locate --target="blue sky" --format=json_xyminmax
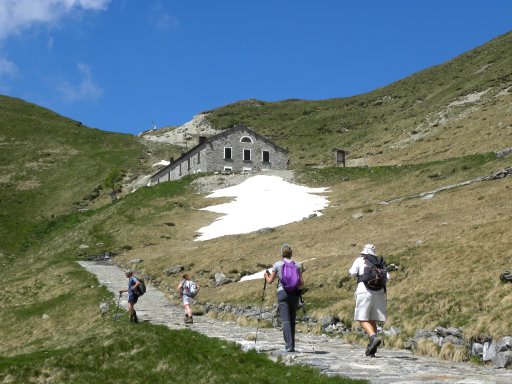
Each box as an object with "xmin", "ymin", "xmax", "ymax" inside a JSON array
[{"xmin": 1, "ymin": 1, "xmax": 511, "ymax": 136}]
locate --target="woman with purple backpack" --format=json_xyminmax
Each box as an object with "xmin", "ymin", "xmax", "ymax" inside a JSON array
[{"xmin": 264, "ymin": 243, "xmax": 304, "ymax": 353}]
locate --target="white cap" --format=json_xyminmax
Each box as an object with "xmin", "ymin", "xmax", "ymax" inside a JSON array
[{"xmin": 361, "ymin": 244, "xmax": 376, "ymax": 256}]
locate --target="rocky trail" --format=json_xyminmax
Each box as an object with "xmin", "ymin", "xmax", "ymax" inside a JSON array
[{"xmin": 79, "ymin": 261, "xmax": 512, "ymax": 384}]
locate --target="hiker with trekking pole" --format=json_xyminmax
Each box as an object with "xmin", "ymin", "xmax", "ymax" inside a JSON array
[
  {"xmin": 349, "ymin": 243, "xmax": 390, "ymax": 357},
  {"xmin": 118, "ymin": 269, "xmax": 141, "ymax": 323},
  {"xmin": 264, "ymin": 243, "xmax": 304, "ymax": 353}
]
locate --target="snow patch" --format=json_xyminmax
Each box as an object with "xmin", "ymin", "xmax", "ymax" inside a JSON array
[{"xmin": 195, "ymin": 175, "xmax": 329, "ymax": 241}]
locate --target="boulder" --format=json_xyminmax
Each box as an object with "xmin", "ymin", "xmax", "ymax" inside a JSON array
[
  {"xmin": 483, "ymin": 341, "xmax": 496, "ymax": 362},
  {"xmin": 471, "ymin": 342, "xmax": 484, "ymax": 357},
  {"xmin": 492, "ymin": 351, "xmax": 512, "ymax": 369},
  {"xmin": 496, "ymin": 336, "xmax": 512, "ymax": 352},
  {"xmin": 500, "ymin": 271, "xmax": 512, "ymax": 283},
  {"xmin": 99, "ymin": 302, "xmax": 109, "ymax": 314},
  {"xmin": 164, "ymin": 265, "xmax": 185, "ymax": 276},
  {"xmin": 215, "ymin": 272, "xmax": 233, "ymax": 286}
]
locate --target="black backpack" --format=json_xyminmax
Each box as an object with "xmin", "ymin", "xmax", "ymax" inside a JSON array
[
  {"xmin": 135, "ymin": 278, "xmax": 146, "ymax": 296},
  {"xmin": 357, "ymin": 255, "xmax": 388, "ymax": 291}
]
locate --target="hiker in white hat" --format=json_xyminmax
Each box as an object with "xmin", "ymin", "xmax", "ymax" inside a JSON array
[{"xmin": 349, "ymin": 244, "xmax": 390, "ymax": 357}]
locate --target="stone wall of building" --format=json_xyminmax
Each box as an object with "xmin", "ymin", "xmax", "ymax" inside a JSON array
[{"xmin": 150, "ymin": 126, "xmax": 288, "ymax": 185}]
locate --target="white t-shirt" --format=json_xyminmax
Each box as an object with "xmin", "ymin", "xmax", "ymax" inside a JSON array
[{"xmin": 349, "ymin": 256, "xmax": 390, "ymax": 294}]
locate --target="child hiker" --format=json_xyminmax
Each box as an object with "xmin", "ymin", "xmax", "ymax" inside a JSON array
[{"xmin": 177, "ymin": 274, "xmax": 199, "ymax": 324}]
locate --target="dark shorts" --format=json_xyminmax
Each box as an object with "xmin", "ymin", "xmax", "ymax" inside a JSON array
[{"xmin": 128, "ymin": 293, "xmax": 139, "ymax": 304}]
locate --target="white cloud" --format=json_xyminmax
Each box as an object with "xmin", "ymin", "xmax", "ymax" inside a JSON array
[
  {"xmin": 0, "ymin": 56, "xmax": 18, "ymax": 77},
  {"xmin": 0, "ymin": 0, "xmax": 111, "ymax": 41},
  {"xmin": 57, "ymin": 62, "xmax": 103, "ymax": 102},
  {"xmin": 0, "ymin": 56, "xmax": 19, "ymax": 92},
  {"xmin": 149, "ymin": 3, "xmax": 179, "ymax": 30}
]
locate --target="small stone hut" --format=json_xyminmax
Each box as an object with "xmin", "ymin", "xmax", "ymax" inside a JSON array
[{"xmin": 149, "ymin": 125, "xmax": 289, "ymax": 185}]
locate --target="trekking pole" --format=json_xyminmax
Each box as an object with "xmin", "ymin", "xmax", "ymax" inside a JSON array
[
  {"xmin": 298, "ymin": 291, "xmax": 307, "ymax": 321},
  {"xmin": 254, "ymin": 273, "xmax": 268, "ymax": 346},
  {"xmin": 113, "ymin": 292, "xmax": 122, "ymax": 321}
]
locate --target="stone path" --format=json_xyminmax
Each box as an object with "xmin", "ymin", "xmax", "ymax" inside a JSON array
[{"xmin": 79, "ymin": 261, "xmax": 512, "ymax": 384}]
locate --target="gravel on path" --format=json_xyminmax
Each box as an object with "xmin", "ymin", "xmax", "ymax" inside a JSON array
[{"xmin": 79, "ymin": 260, "xmax": 512, "ymax": 384}]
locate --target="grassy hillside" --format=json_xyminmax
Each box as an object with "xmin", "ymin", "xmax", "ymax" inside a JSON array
[
  {"xmin": 1, "ymin": 30, "xmax": 512, "ymax": 381},
  {"xmin": 0, "ymin": 96, "xmax": 148, "ymax": 255},
  {"xmin": 205, "ymin": 32, "xmax": 512, "ymax": 168},
  {"xmin": 0, "ymin": 98, "xmax": 362, "ymax": 383}
]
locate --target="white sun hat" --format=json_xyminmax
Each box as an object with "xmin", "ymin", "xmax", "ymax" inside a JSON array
[{"xmin": 361, "ymin": 244, "xmax": 376, "ymax": 256}]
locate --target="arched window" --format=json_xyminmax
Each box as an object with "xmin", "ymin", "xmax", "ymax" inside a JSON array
[{"xmin": 240, "ymin": 136, "xmax": 253, "ymax": 143}]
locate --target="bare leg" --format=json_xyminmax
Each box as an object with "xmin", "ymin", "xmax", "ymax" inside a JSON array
[
  {"xmin": 359, "ymin": 320, "xmax": 377, "ymax": 337},
  {"xmin": 359, "ymin": 320, "xmax": 380, "ymax": 356}
]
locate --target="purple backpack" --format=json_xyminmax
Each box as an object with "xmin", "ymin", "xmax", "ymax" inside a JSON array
[{"xmin": 280, "ymin": 260, "xmax": 301, "ymax": 292}]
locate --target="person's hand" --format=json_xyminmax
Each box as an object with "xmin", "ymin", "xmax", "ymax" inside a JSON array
[{"xmin": 266, "ymin": 270, "xmax": 270, "ymax": 276}]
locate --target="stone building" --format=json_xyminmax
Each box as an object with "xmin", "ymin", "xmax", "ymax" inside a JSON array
[{"xmin": 149, "ymin": 125, "xmax": 289, "ymax": 185}]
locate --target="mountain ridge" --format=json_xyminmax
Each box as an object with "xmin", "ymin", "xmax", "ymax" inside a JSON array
[{"xmin": 1, "ymin": 30, "xmax": 512, "ymax": 377}]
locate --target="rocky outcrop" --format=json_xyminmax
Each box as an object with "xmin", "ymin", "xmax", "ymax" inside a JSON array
[{"xmin": 138, "ymin": 113, "xmax": 218, "ymax": 147}]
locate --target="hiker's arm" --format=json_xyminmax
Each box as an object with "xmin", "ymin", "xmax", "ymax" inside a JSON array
[
  {"xmin": 265, "ymin": 270, "xmax": 276, "ymax": 284},
  {"xmin": 349, "ymin": 258, "xmax": 361, "ymax": 277},
  {"xmin": 298, "ymin": 274, "xmax": 304, "ymax": 289},
  {"xmin": 177, "ymin": 283, "xmax": 183, "ymax": 297},
  {"xmin": 131, "ymin": 279, "xmax": 140, "ymax": 289},
  {"xmin": 119, "ymin": 288, "xmax": 128, "ymax": 294}
]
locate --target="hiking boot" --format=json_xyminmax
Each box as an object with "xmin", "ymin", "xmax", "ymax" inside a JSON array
[
  {"xmin": 184, "ymin": 315, "xmax": 193, "ymax": 324},
  {"xmin": 365, "ymin": 340, "xmax": 373, "ymax": 357},
  {"xmin": 366, "ymin": 337, "xmax": 381, "ymax": 356}
]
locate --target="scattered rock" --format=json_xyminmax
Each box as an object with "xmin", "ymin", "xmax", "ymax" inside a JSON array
[
  {"xmin": 99, "ymin": 302, "xmax": 109, "ymax": 314},
  {"xmin": 421, "ymin": 193, "xmax": 435, "ymax": 200},
  {"xmin": 214, "ymin": 272, "xmax": 233, "ymax": 286},
  {"xmin": 131, "ymin": 259, "xmax": 144, "ymax": 264},
  {"xmin": 492, "ymin": 351, "xmax": 512, "ymax": 369},
  {"xmin": 165, "ymin": 265, "xmax": 185, "ymax": 276},
  {"xmin": 500, "ymin": 271, "xmax": 512, "ymax": 283},
  {"xmin": 490, "ymin": 167, "xmax": 512, "ymax": 179},
  {"xmin": 471, "ymin": 342, "xmax": 484, "ymax": 357},
  {"xmin": 496, "ymin": 336, "xmax": 512, "ymax": 352},
  {"xmin": 352, "ymin": 212, "xmax": 363, "ymax": 219},
  {"xmin": 495, "ymin": 147, "xmax": 512, "ymax": 158},
  {"xmin": 483, "ymin": 341, "xmax": 496, "ymax": 362}
]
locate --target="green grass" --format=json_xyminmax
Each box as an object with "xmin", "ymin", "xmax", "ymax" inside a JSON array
[
  {"xmin": 205, "ymin": 32, "xmax": 512, "ymax": 168},
  {"xmin": 0, "ymin": 96, "xmax": 145, "ymax": 255},
  {"xmin": 0, "ymin": 324, "xmax": 365, "ymax": 384},
  {"xmin": 2, "ymin": 29, "xmax": 512, "ymax": 372}
]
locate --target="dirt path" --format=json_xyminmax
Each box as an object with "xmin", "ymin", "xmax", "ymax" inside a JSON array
[{"xmin": 79, "ymin": 261, "xmax": 512, "ymax": 384}]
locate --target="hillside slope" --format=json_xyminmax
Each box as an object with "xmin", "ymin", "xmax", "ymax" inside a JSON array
[
  {"xmin": 198, "ymin": 31, "xmax": 512, "ymax": 167},
  {"xmin": 1, "ymin": 30, "xmax": 512, "ymax": 374},
  {"xmin": 0, "ymin": 96, "xmax": 147, "ymax": 255}
]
